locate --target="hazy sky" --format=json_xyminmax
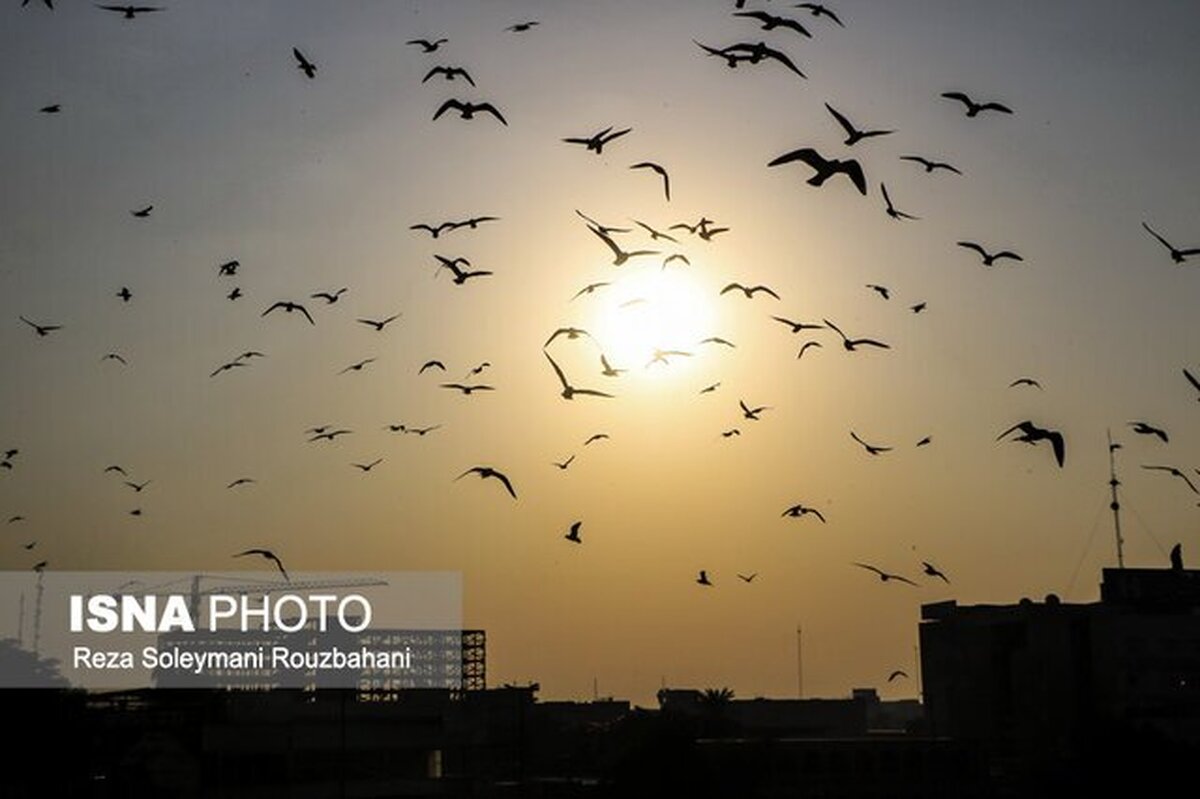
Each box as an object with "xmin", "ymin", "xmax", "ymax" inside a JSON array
[{"xmin": 2, "ymin": 1, "xmax": 1199, "ymax": 704}]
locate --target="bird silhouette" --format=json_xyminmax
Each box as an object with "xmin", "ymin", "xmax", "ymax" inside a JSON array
[
  {"xmin": 571, "ymin": 283, "xmax": 611, "ymax": 302},
  {"xmin": 20, "ymin": 316, "xmax": 61, "ymax": 337},
  {"xmin": 311, "ymin": 288, "xmax": 347, "ymax": 304},
  {"xmin": 700, "ymin": 382, "xmax": 721, "ymax": 394},
  {"xmin": 911, "ymin": 302, "xmax": 928, "ymax": 314},
  {"xmin": 433, "ymin": 99, "xmax": 508, "ymax": 125},
  {"xmin": 419, "ymin": 360, "xmax": 446, "ymax": 374},
  {"xmin": 941, "ymin": 91, "xmax": 1013, "ymax": 117},
  {"xmin": 357, "ymin": 314, "xmax": 401, "ymax": 332},
  {"xmin": 226, "ymin": 287, "xmax": 242, "ymax": 301},
  {"xmin": 234, "ymin": 548, "xmax": 289, "ymax": 581},
  {"xmin": 721, "ymin": 41, "xmax": 806, "ymax": 77},
  {"xmin": 630, "ymin": 162, "xmax": 671, "ymax": 201},
  {"xmin": 292, "ymin": 48, "xmax": 316, "ymax": 79},
  {"xmin": 997, "ymin": 421, "xmax": 1066, "ymax": 467},
  {"xmin": 1009, "ymin": 377, "xmax": 1042, "ymax": 390},
  {"xmin": 576, "ymin": 210, "xmax": 631, "ymax": 235},
  {"xmin": 888, "ymin": 670, "xmax": 909, "ymax": 682},
  {"xmin": 901, "ymin": 155, "xmax": 962, "ymax": 175},
  {"xmin": 740, "ymin": 400, "xmax": 770, "ymax": 420},
  {"xmin": 867, "ymin": 284, "xmax": 891, "ymax": 300},
  {"xmin": 308, "ymin": 429, "xmax": 352, "ymax": 442},
  {"xmin": 1141, "ymin": 465, "xmax": 1198, "ymax": 494},
  {"xmin": 599, "ymin": 354, "xmax": 626, "ymax": 377},
  {"xmin": 697, "ymin": 570, "xmax": 713, "ymax": 586},
  {"xmin": 552, "ymin": 455, "xmax": 575, "ymax": 470},
  {"xmin": 117, "ymin": 286, "xmax": 132, "ymax": 302},
  {"xmin": 738, "ymin": 573, "xmax": 758, "ymax": 583},
  {"xmin": 700, "ymin": 337, "xmax": 735, "ymax": 348},
  {"xmin": 587, "ymin": 225, "xmax": 659, "ymax": 266},
  {"xmin": 546, "ymin": 352, "xmax": 613, "ymax": 400},
  {"xmin": 768, "ymin": 148, "xmax": 867, "ymax": 194},
  {"xmin": 102, "ymin": 353, "xmax": 127, "ymax": 365},
  {"xmin": 734, "ymin": 10, "xmax": 811, "ymax": 37},
  {"xmin": 1128, "ymin": 421, "xmax": 1168, "ymax": 443},
  {"xmin": 850, "ymin": 431, "xmax": 892, "ymax": 456},
  {"xmin": 721, "ymin": 429, "xmax": 741, "ymax": 438},
  {"xmin": 721, "ymin": 282, "xmax": 780, "ymax": 300},
  {"xmin": 545, "ymin": 327, "xmax": 594, "ymax": 348},
  {"xmin": 583, "ymin": 433, "xmax": 609, "ymax": 446},
  {"xmin": 916, "ymin": 436, "xmax": 932, "ymax": 447},
  {"xmin": 564, "ymin": 521, "xmax": 582, "ymax": 543},
  {"xmin": 339, "ymin": 358, "xmax": 376, "ymax": 375},
  {"xmin": 406, "ymin": 425, "xmax": 442, "ymax": 436},
  {"xmin": 39, "ymin": 103, "xmax": 61, "ymax": 113},
  {"xmin": 209, "ymin": 361, "xmax": 245, "ymax": 378},
  {"xmin": 922, "ymin": 561, "xmax": 950, "ymax": 583},
  {"xmin": 352, "ymin": 458, "xmax": 384, "ymax": 472},
  {"xmin": 662, "ymin": 254, "xmax": 691, "ymax": 269},
  {"xmin": 957, "ymin": 241, "xmax": 1022, "ymax": 266},
  {"xmin": 881, "ymin": 183, "xmax": 918, "ymax": 220},
  {"xmin": 262, "ymin": 301, "xmax": 315, "ymax": 325},
  {"xmin": 456, "ymin": 466, "xmax": 517, "ymax": 499},
  {"xmin": 772, "ymin": 316, "xmax": 824, "ymax": 334},
  {"xmin": 410, "ymin": 221, "xmax": 458, "ymax": 238},
  {"xmin": 434, "ymin": 255, "xmax": 493, "ymax": 284},
  {"xmin": 1142, "ymin": 222, "xmax": 1200, "ymax": 263},
  {"xmin": 506, "ymin": 21, "xmax": 539, "ymax": 32},
  {"xmin": 795, "ymin": 2, "xmax": 844, "ymax": 26},
  {"xmin": 422, "ymin": 66, "xmax": 475, "ymax": 86},
  {"xmin": 854, "ymin": 563, "xmax": 918, "ymax": 586},
  {"xmin": 826, "ymin": 103, "xmax": 893, "ymax": 146},
  {"xmin": 217, "ymin": 260, "xmax": 239, "ymax": 276},
  {"xmin": 797, "ymin": 341, "xmax": 822, "ymax": 359},
  {"xmin": 451, "ymin": 215, "xmax": 500, "ymax": 231},
  {"xmin": 646, "ymin": 349, "xmax": 693, "ymax": 367},
  {"xmin": 97, "ymin": 5, "xmax": 161, "ymax": 19},
  {"xmin": 563, "ymin": 126, "xmax": 632, "ymax": 154},
  {"xmin": 782, "ymin": 504, "xmax": 826, "ymax": 522},
  {"xmin": 124, "ymin": 479, "xmax": 151, "ymax": 492},
  {"xmin": 227, "ymin": 478, "xmax": 255, "ymax": 489},
  {"xmin": 406, "ymin": 38, "xmax": 448, "ymax": 52},
  {"xmin": 1185, "ymin": 368, "xmax": 1200, "ymax": 401},
  {"xmin": 131, "ymin": 205, "xmax": 153, "ymax": 217},
  {"xmin": 440, "ymin": 383, "xmax": 495, "ymax": 395},
  {"xmin": 824, "ymin": 319, "xmax": 889, "ymax": 351},
  {"xmin": 104, "ymin": 465, "xmax": 127, "ymax": 476}
]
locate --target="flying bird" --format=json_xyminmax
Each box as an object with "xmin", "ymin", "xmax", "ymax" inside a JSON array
[
  {"xmin": 217, "ymin": 260, "xmax": 240, "ymax": 276},
  {"xmin": 311, "ymin": 288, "xmax": 347, "ymax": 304},
  {"xmin": 700, "ymin": 337, "xmax": 735, "ymax": 348},
  {"xmin": 700, "ymin": 382, "xmax": 721, "ymax": 394},
  {"xmin": 357, "ymin": 314, "xmax": 400, "ymax": 331},
  {"xmin": 740, "ymin": 400, "xmax": 770, "ymax": 420},
  {"xmin": 721, "ymin": 429, "xmax": 741, "ymax": 438},
  {"xmin": 434, "ymin": 255, "xmax": 493, "ymax": 284},
  {"xmin": 104, "ymin": 465, "xmax": 127, "ymax": 476},
  {"xmin": 451, "ymin": 215, "xmax": 500, "ymax": 231},
  {"xmin": 563, "ymin": 126, "xmax": 632, "ymax": 154},
  {"xmin": 957, "ymin": 241, "xmax": 1023, "ymax": 266},
  {"xmin": 545, "ymin": 352, "xmax": 613, "ymax": 400},
  {"xmin": 662, "ymin": 254, "xmax": 691, "ymax": 269},
  {"xmin": 405, "ymin": 425, "xmax": 441, "ymax": 436},
  {"xmin": 102, "ymin": 353, "xmax": 127, "ymax": 365},
  {"xmin": 900, "ymin": 155, "xmax": 962, "ymax": 175},
  {"xmin": 545, "ymin": 327, "xmax": 594, "ymax": 348},
  {"xmin": 117, "ymin": 287, "xmax": 133, "ymax": 302},
  {"xmin": 888, "ymin": 670, "xmax": 909, "ymax": 682},
  {"xmin": 575, "ymin": 210, "xmax": 631, "ymax": 236},
  {"xmin": 825, "ymin": 103, "xmax": 893, "ymax": 146},
  {"xmin": 1185, "ymin": 368, "xmax": 1200, "ymax": 401},
  {"xmin": 768, "ymin": 148, "xmax": 867, "ymax": 194},
  {"xmin": 131, "ymin": 205, "xmax": 153, "ymax": 218},
  {"xmin": 1141, "ymin": 465, "xmax": 1198, "ymax": 494},
  {"xmin": 599, "ymin": 354, "xmax": 626, "ymax": 377},
  {"xmin": 39, "ymin": 103, "xmax": 61, "ymax": 113},
  {"xmin": 19, "ymin": 316, "xmax": 61, "ymax": 337},
  {"xmin": 1009, "ymin": 377, "xmax": 1042, "ymax": 390},
  {"xmin": 440, "ymin": 383, "xmax": 495, "ymax": 395},
  {"xmin": 234, "ymin": 548, "xmax": 289, "ymax": 581},
  {"xmin": 209, "ymin": 360, "xmax": 246, "ymax": 378},
  {"xmin": 881, "ymin": 183, "xmax": 918, "ymax": 220},
  {"xmin": 733, "ymin": 10, "xmax": 811, "ymax": 37},
  {"xmin": 850, "ymin": 431, "xmax": 892, "ymax": 456},
  {"xmin": 506, "ymin": 21, "xmax": 539, "ymax": 32},
  {"xmin": 97, "ymin": 5, "xmax": 162, "ymax": 19},
  {"xmin": 738, "ymin": 573, "xmax": 757, "ymax": 583},
  {"xmin": 564, "ymin": 522, "xmax": 582, "ymax": 543},
  {"xmin": 997, "ymin": 420, "xmax": 1066, "ymax": 468},
  {"xmin": 419, "ymin": 360, "xmax": 446, "ymax": 374},
  {"xmin": 456, "ymin": 466, "xmax": 517, "ymax": 499},
  {"xmin": 824, "ymin": 319, "xmax": 889, "ymax": 351},
  {"xmin": 1142, "ymin": 222, "xmax": 1200, "ymax": 264},
  {"xmin": 721, "ymin": 41, "xmax": 806, "ymax": 77},
  {"xmin": 866, "ymin": 284, "xmax": 890, "ymax": 300},
  {"xmin": 123, "ymin": 479, "xmax": 152, "ymax": 492},
  {"xmin": 406, "ymin": 38, "xmax": 448, "ymax": 52},
  {"xmin": 721, "ymin": 282, "xmax": 780, "ymax": 301},
  {"xmin": 632, "ymin": 221, "xmax": 677, "ymax": 242},
  {"xmin": 422, "ymin": 66, "xmax": 475, "ymax": 86},
  {"xmin": 941, "ymin": 91, "xmax": 1013, "ymax": 117},
  {"xmin": 797, "ymin": 340, "xmax": 822, "ymax": 359},
  {"xmin": 772, "ymin": 316, "xmax": 824, "ymax": 334},
  {"xmin": 227, "ymin": 478, "xmax": 255, "ymax": 489},
  {"xmin": 433, "ymin": 99, "xmax": 508, "ymax": 125},
  {"xmin": 552, "ymin": 455, "xmax": 575, "ymax": 470},
  {"xmin": 308, "ymin": 429, "xmax": 352, "ymax": 442},
  {"xmin": 853, "ymin": 563, "xmax": 918, "ymax": 586},
  {"xmin": 292, "ymin": 47, "xmax": 317, "ymax": 79},
  {"xmin": 339, "ymin": 358, "xmax": 376, "ymax": 375},
  {"xmin": 922, "ymin": 561, "xmax": 950, "ymax": 583},
  {"xmin": 911, "ymin": 302, "xmax": 928, "ymax": 314},
  {"xmin": 630, "ymin": 162, "xmax": 671, "ymax": 201},
  {"xmin": 782, "ymin": 504, "xmax": 826, "ymax": 522},
  {"xmin": 916, "ymin": 435, "xmax": 932, "ymax": 447},
  {"xmin": 1128, "ymin": 421, "xmax": 1168, "ymax": 443},
  {"xmin": 262, "ymin": 301, "xmax": 315, "ymax": 325},
  {"xmin": 410, "ymin": 221, "xmax": 458, "ymax": 238},
  {"xmin": 226, "ymin": 287, "xmax": 242, "ymax": 301},
  {"xmin": 352, "ymin": 458, "xmax": 384, "ymax": 472},
  {"xmin": 583, "ymin": 433, "xmax": 609, "ymax": 446},
  {"xmin": 697, "ymin": 570, "xmax": 713, "ymax": 586},
  {"xmin": 587, "ymin": 225, "xmax": 659, "ymax": 266}
]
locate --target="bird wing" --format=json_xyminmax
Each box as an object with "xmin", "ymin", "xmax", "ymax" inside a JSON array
[
  {"xmin": 993, "ymin": 251, "xmax": 1023, "ymax": 262},
  {"xmin": 433, "ymin": 98, "xmax": 466, "ymax": 120},
  {"xmin": 941, "ymin": 91, "xmax": 972, "ymax": 108},
  {"xmin": 980, "ymin": 101, "xmax": 1013, "ymax": 114},
  {"xmin": 853, "ymin": 562, "xmax": 884, "ymax": 576},
  {"xmin": 767, "ymin": 147, "xmax": 825, "ymax": 170},
  {"xmin": 475, "ymin": 103, "xmax": 508, "ymax": 125},
  {"xmin": 822, "ymin": 318, "xmax": 846, "ymax": 341},
  {"xmin": 838, "ymin": 159, "xmax": 868, "ymax": 195},
  {"xmin": 849, "ymin": 338, "xmax": 890, "ymax": 349},
  {"xmin": 720, "ymin": 283, "xmax": 745, "ymax": 296},
  {"xmin": 760, "ymin": 45, "xmax": 805, "ymax": 77},
  {"xmin": 957, "ymin": 241, "xmax": 987, "ymax": 258},
  {"xmin": 587, "ymin": 225, "xmax": 624, "ymax": 260},
  {"xmin": 544, "ymin": 352, "xmax": 571, "ymax": 392},
  {"xmin": 996, "ymin": 421, "xmax": 1033, "ymax": 441},
  {"xmin": 602, "ymin": 127, "xmax": 632, "ymax": 144},
  {"xmin": 825, "ymin": 103, "xmax": 857, "ymax": 138},
  {"xmin": 1184, "ymin": 368, "xmax": 1200, "ymax": 393},
  {"xmin": 811, "ymin": 508, "xmax": 826, "ymax": 523},
  {"xmin": 880, "ymin": 182, "xmax": 894, "ymax": 210},
  {"xmin": 297, "ymin": 305, "xmax": 315, "ymax": 324},
  {"xmin": 492, "ymin": 470, "xmax": 517, "ymax": 498},
  {"xmin": 574, "ymin": 387, "xmax": 615, "ymax": 398},
  {"xmin": 900, "ymin": 155, "xmax": 931, "ymax": 168}
]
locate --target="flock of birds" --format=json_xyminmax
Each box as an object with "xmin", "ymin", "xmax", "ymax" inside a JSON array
[{"xmin": 6, "ymin": 1, "xmax": 1200, "ymax": 688}]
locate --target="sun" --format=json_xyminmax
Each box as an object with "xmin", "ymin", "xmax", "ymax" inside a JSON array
[{"xmin": 588, "ymin": 266, "xmax": 716, "ymax": 376}]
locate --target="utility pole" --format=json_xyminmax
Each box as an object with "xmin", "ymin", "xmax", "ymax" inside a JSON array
[
  {"xmin": 1107, "ymin": 429, "xmax": 1126, "ymax": 569},
  {"xmin": 796, "ymin": 625, "xmax": 803, "ymax": 699}
]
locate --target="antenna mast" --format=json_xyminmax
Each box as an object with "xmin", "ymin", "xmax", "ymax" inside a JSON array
[
  {"xmin": 1107, "ymin": 429, "xmax": 1125, "ymax": 569},
  {"xmin": 796, "ymin": 625, "xmax": 803, "ymax": 698}
]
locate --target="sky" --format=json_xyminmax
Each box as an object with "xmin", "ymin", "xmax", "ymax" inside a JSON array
[{"xmin": 2, "ymin": 0, "xmax": 1199, "ymax": 705}]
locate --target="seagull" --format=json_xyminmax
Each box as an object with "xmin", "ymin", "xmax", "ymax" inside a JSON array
[
  {"xmin": 922, "ymin": 561, "xmax": 950, "ymax": 583},
  {"xmin": 900, "ymin": 155, "xmax": 962, "ymax": 175},
  {"xmin": 888, "ymin": 670, "xmax": 909, "ymax": 682},
  {"xmin": 824, "ymin": 319, "xmax": 889, "ymax": 351},
  {"xmin": 227, "ymin": 478, "xmax": 255, "ymax": 489},
  {"xmin": 405, "ymin": 425, "xmax": 441, "ymax": 436},
  {"xmin": 506, "ymin": 20, "xmax": 539, "ymax": 32},
  {"xmin": 794, "ymin": 2, "xmax": 844, "ymax": 26},
  {"xmin": 1009, "ymin": 377, "xmax": 1042, "ymax": 390},
  {"xmin": 700, "ymin": 337, "xmax": 735, "ymax": 348},
  {"xmin": 772, "ymin": 316, "xmax": 824, "ymax": 334},
  {"xmin": 104, "ymin": 465, "xmax": 127, "ymax": 476},
  {"xmin": 564, "ymin": 521, "xmax": 582, "ymax": 543},
  {"xmin": 545, "ymin": 327, "xmax": 594, "ymax": 348},
  {"xmin": 352, "ymin": 458, "xmax": 384, "ymax": 472},
  {"xmin": 587, "ymin": 225, "xmax": 659, "ymax": 266},
  {"xmin": 916, "ymin": 436, "xmax": 932, "ymax": 447},
  {"xmin": 39, "ymin": 103, "xmax": 61, "ymax": 113},
  {"xmin": 226, "ymin": 287, "xmax": 242, "ymax": 301},
  {"xmin": 630, "ymin": 162, "xmax": 671, "ymax": 201},
  {"xmin": 410, "ymin": 221, "xmax": 458, "ymax": 239},
  {"xmin": 851, "ymin": 431, "xmax": 892, "ymax": 456},
  {"xmin": 1128, "ymin": 421, "xmax": 1168, "ymax": 443},
  {"xmin": 19, "ymin": 317, "xmax": 61, "ymax": 337},
  {"xmin": 782, "ymin": 504, "xmax": 826, "ymax": 522},
  {"xmin": 440, "ymin": 383, "xmax": 494, "ymax": 396},
  {"xmin": 854, "ymin": 563, "xmax": 918, "ymax": 586},
  {"xmin": 997, "ymin": 421, "xmax": 1066, "ymax": 468},
  {"xmin": 292, "ymin": 47, "xmax": 317, "ymax": 79},
  {"xmin": 1185, "ymin": 368, "xmax": 1200, "ymax": 401},
  {"xmin": 422, "ymin": 66, "xmax": 475, "ymax": 86},
  {"xmin": 450, "ymin": 215, "xmax": 500, "ymax": 231},
  {"xmin": 738, "ymin": 573, "xmax": 758, "ymax": 583},
  {"xmin": 131, "ymin": 205, "xmax": 153, "ymax": 218},
  {"xmin": 419, "ymin": 360, "xmax": 446, "ymax": 374},
  {"xmin": 563, "ymin": 126, "xmax": 632, "ymax": 155},
  {"xmin": 434, "ymin": 255, "xmax": 493, "ymax": 284},
  {"xmin": 768, "ymin": 148, "xmax": 867, "ymax": 194},
  {"xmin": 234, "ymin": 548, "xmax": 289, "ymax": 581},
  {"xmin": 123, "ymin": 479, "xmax": 152, "ymax": 492},
  {"xmin": 262, "ymin": 301, "xmax": 315, "ymax": 324},
  {"xmin": 117, "ymin": 287, "xmax": 133, "ymax": 302},
  {"xmin": 941, "ymin": 91, "xmax": 1013, "ymax": 117},
  {"xmin": 662, "ymin": 254, "xmax": 691, "ymax": 269},
  {"xmin": 311, "ymin": 288, "xmax": 347, "ymax": 304},
  {"xmin": 433, "ymin": 99, "xmax": 508, "ymax": 125},
  {"xmin": 700, "ymin": 382, "xmax": 721, "ymax": 394},
  {"xmin": 339, "ymin": 358, "xmax": 376, "ymax": 375},
  {"xmin": 583, "ymin": 433, "xmax": 609, "ymax": 446},
  {"xmin": 740, "ymin": 400, "xmax": 770, "ymax": 421},
  {"xmin": 797, "ymin": 341, "xmax": 822, "ymax": 359},
  {"xmin": 545, "ymin": 352, "xmax": 613, "ymax": 400},
  {"xmin": 866, "ymin": 284, "xmax": 890, "ymax": 300},
  {"xmin": 1141, "ymin": 465, "xmax": 1198, "ymax": 494},
  {"xmin": 599, "ymin": 354, "xmax": 626, "ymax": 377},
  {"xmin": 1142, "ymin": 222, "xmax": 1200, "ymax": 264},
  {"xmin": 8, "ymin": 516, "xmax": 25, "ymax": 524},
  {"xmin": 406, "ymin": 38, "xmax": 448, "ymax": 53},
  {"xmin": 308, "ymin": 429, "xmax": 352, "ymax": 442},
  {"xmin": 456, "ymin": 466, "xmax": 517, "ymax": 499},
  {"xmin": 209, "ymin": 360, "xmax": 246, "ymax": 378},
  {"xmin": 647, "ymin": 349, "xmax": 693, "ymax": 367},
  {"xmin": 733, "ymin": 10, "xmax": 811, "ymax": 37},
  {"xmin": 97, "ymin": 5, "xmax": 162, "ymax": 20},
  {"xmin": 571, "ymin": 282, "xmax": 612, "ymax": 301},
  {"xmin": 881, "ymin": 183, "xmax": 918, "ymax": 220},
  {"xmin": 911, "ymin": 302, "xmax": 927, "ymax": 314},
  {"xmin": 217, "ymin": 260, "xmax": 240, "ymax": 276},
  {"xmin": 957, "ymin": 241, "xmax": 1023, "ymax": 266},
  {"xmin": 552, "ymin": 455, "xmax": 575, "ymax": 470},
  {"xmin": 465, "ymin": 362, "xmax": 491, "ymax": 378},
  {"xmin": 721, "ymin": 429, "xmax": 741, "ymax": 438},
  {"xmin": 720, "ymin": 41, "xmax": 806, "ymax": 78},
  {"xmin": 697, "ymin": 570, "xmax": 713, "ymax": 586},
  {"xmin": 825, "ymin": 103, "xmax": 893, "ymax": 146},
  {"xmin": 102, "ymin": 353, "xmax": 128, "ymax": 365},
  {"xmin": 357, "ymin": 314, "xmax": 400, "ymax": 331},
  {"xmin": 721, "ymin": 283, "xmax": 780, "ymax": 301}
]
